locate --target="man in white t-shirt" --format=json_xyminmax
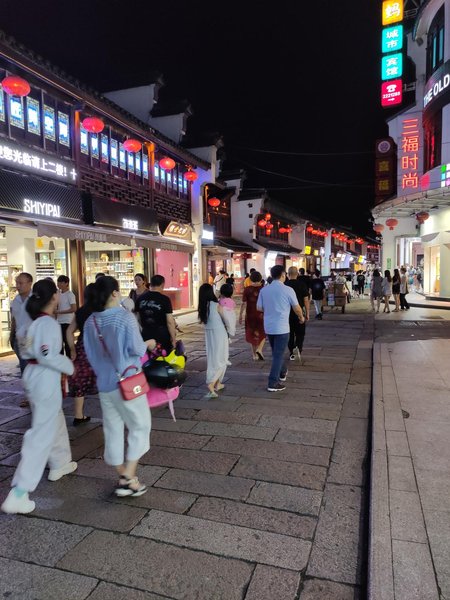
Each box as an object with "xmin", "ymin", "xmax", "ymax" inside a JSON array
[
  {"xmin": 9, "ymin": 272, "xmax": 33, "ymax": 408},
  {"xmin": 56, "ymin": 275, "xmax": 77, "ymax": 355}
]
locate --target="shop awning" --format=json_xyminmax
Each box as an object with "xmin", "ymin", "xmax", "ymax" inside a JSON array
[
  {"xmin": 216, "ymin": 237, "xmax": 257, "ymax": 253},
  {"xmin": 37, "ymin": 222, "xmax": 194, "ymax": 253},
  {"xmin": 253, "ymin": 239, "xmax": 302, "ymax": 256}
]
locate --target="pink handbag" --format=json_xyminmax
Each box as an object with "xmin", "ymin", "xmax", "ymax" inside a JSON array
[{"xmin": 140, "ymin": 355, "xmax": 179, "ymax": 420}]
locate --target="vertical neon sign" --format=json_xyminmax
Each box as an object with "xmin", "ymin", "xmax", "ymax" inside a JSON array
[
  {"xmin": 381, "ymin": 1, "xmax": 404, "ymax": 108},
  {"xmin": 400, "ymin": 118, "xmax": 419, "ymax": 190}
]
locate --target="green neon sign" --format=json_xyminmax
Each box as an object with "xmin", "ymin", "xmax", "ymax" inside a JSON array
[
  {"xmin": 381, "ymin": 53, "xmax": 403, "ymax": 80},
  {"xmin": 382, "ymin": 25, "xmax": 403, "ymax": 53}
]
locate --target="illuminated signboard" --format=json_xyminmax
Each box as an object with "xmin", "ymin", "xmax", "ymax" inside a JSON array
[
  {"xmin": 304, "ymin": 245, "xmax": 311, "ymax": 255},
  {"xmin": 101, "ymin": 134, "xmax": 109, "ymax": 163},
  {"xmin": 142, "ymin": 154, "xmax": 149, "ymax": 179},
  {"xmin": 381, "ymin": 53, "xmax": 403, "ymax": 80},
  {"xmin": 43, "ymin": 105, "xmax": 56, "ymax": 141},
  {"xmin": 110, "ymin": 139, "xmax": 118, "ymax": 167},
  {"xmin": 91, "ymin": 134, "xmax": 99, "ymax": 159},
  {"xmin": 58, "ymin": 112, "xmax": 70, "ymax": 147},
  {"xmin": 119, "ymin": 143, "xmax": 126, "ymax": 170},
  {"xmin": 382, "ymin": 0, "xmax": 403, "ymax": 25},
  {"xmin": 122, "ymin": 218, "xmax": 138, "ymax": 230},
  {"xmin": 0, "ymin": 92, "xmax": 4, "ymax": 122},
  {"xmin": 154, "ymin": 162, "xmax": 160, "ymax": 181},
  {"xmin": 26, "ymin": 97, "xmax": 40, "ymax": 136},
  {"xmin": 441, "ymin": 164, "xmax": 450, "ymax": 187},
  {"xmin": 382, "ymin": 25, "xmax": 403, "ymax": 53},
  {"xmin": 135, "ymin": 151, "xmax": 141, "ymax": 176},
  {"xmin": 80, "ymin": 126, "xmax": 89, "ymax": 155},
  {"xmin": 127, "ymin": 152, "xmax": 134, "ymax": 173},
  {"xmin": 10, "ymin": 97, "xmax": 24, "ymax": 129},
  {"xmin": 400, "ymin": 118, "xmax": 419, "ymax": 190},
  {"xmin": 0, "ymin": 139, "xmax": 77, "ymax": 183},
  {"xmin": 381, "ymin": 79, "xmax": 403, "ymax": 106}
]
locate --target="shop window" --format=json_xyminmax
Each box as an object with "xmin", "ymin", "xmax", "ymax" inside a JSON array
[
  {"xmin": 9, "ymin": 96, "xmax": 24, "ymax": 129},
  {"xmin": 135, "ymin": 151, "xmax": 142, "ymax": 176},
  {"xmin": 426, "ymin": 6, "xmax": 445, "ymax": 79},
  {"xmin": 0, "ymin": 90, "xmax": 5, "ymax": 122},
  {"xmin": 101, "ymin": 134, "xmax": 109, "ymax": 163},
  {"xmin": 57, "ymin": 111, "xmax": 70, "ymax": 147},
  {"xmin": 26, "ymin": 97, "xmax": 41, "ymax": 136},
  {"xmin": 424, "ymin": 110, "xmax": 442, "ymax": 172},
  {"xmin": 110, "ymin": 139, "xmax": 119, "ymax": 167},
  {"xmin": 143, "ymin": 154, "xmax": 149, "ymax": 179},
  {"xmin": 119, "ymin": 143, "xmax": 126, "ymax": 171},
  {"xmin": 44, "ymin": 105, "xmax": 56, "ymax": 141},
  {"xmin": 85, "ymin": 243, "xmax": 145, "ymax": 292},
  {"xmin": 127, "ymin": 152, "xmax": 134, "ymax": 173}
]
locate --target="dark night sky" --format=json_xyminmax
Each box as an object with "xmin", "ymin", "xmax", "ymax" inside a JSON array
[{"xmin": 1, "ymin": 0, "xmax": 388, "ymax": 234}]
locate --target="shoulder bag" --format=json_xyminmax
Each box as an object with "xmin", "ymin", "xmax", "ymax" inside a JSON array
[{"xmin": 93, "ymin": 316, "xmax": 149, "ymax": 401}]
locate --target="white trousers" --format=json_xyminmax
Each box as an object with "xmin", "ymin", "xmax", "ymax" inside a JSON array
[
  {"xmin": 313, "ymin": 299, "xmax": 322, "ymax": 314},
  {"xmin": 99, "ymin": 388, "xmax": 151, "ymax": 466},
  {"xmin": 13, "ymin": 366, "xmax": 71, "ymax": 492}
]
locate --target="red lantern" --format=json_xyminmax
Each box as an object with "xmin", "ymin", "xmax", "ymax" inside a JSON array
[
  {"xmin": 416, "ymin": 211, "xmax": 429, "ymax": 224},
  {"xmin": 160, "ymin": 157, "xmax": 176, "ymax": 170},
  {"xmin": 386, "ymin": 218, "xmax": 398, "ymax": 230},
  {"xmin": 1, "ymin": 75, "xmax": 30, "ymax": 97},
  {"xmin": 323, "ymin": 232, "xmax": 328, "ymax": 237},
  {"xmin": 265, "ymin": 213, "xmax": 271, "ymax": 221},
  {"xmin": 286, "ymin": 226, "xmax": 292, "ymax": 233},
  {"xmin": 184, "ymin": 170, "xmax": 198, "ymax": 182},
  {"xmin": 266, "ymin": 222, "xmax": 274, "ymax": 230},
  {"xmin": 373, "ymin": 223, "xmax": 384, "ymax": 234},
  {"xmin": 279, "ymin": 227, "xmax": 287, "ymax": 234},
  {"xmin": 123, "ymin": 139, "xmax": 142, "ymax": 153},
  {"xmin": 258, "ymin": 219, "xmax": 267, "ymax": 227},
  {"xmin": 266, "ymin": 227, "xmax": 272, "ymax": 235},
  {"xmin": 82, "ymin": 117, "xmax": 104, "ymax": 133},
  {"xmin": 332, "ymin": 232, "xmax": 339, "ymax": 238},
  {"xmin": 306, "ymin": 225, "xmax": 314, "ymax": 233},
  {"xmin": 208, "ymin": 197, "xmax": 220, "ymax": 208}
]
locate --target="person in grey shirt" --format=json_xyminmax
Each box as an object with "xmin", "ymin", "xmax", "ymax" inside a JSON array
[{"xmin": 257, "ymin": 265, "xmax": 305, "ymax": 392}]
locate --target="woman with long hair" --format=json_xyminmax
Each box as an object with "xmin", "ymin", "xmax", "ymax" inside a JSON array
[
  {"xmin": 1, "ymin": 279, "xmax": 76, "ymax": 514},
  {"xmin": 198, "ymin": 283, "xmax": 229, "ymax": 398},
  {"xmin": 239, "ymin": 271, "xmax": 266, "ymax": 360},
  {"xmin": 382, "ymin": 269, "xmax": 393, "ymax": 313},
  {"xmin": 370, "ymin": 269, "xmax": 383, "ymax": 313},
  {"xmin": 83, "ymin": 276, "xmax": 154, "ymax": 497},
  {"xmin": 66, "ymin": 283, "xmax": 97, "ymax": 425},
  {"xmin": 392, "ymin": 268, "xmax": 401, "ymax": 312},
  {"xmin": 129, "ymin": 273, "xmax": 149, "ymax": 306}
]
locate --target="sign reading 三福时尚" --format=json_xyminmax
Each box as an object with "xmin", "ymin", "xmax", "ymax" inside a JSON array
[
  {"xmin": 400, "ymin": 117, "xmax": 420, "ymax": 193},
  {"xmin": 0, "ymin": 139, "xmax": 77, "ymax": 184}
]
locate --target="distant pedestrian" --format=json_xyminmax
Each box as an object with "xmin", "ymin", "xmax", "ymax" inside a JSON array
[
  {"xmin": 198, "ymin": 283, "xmax": 229, "ymax": 398},
  {"xmin": 370, "ymin": 269, "xmax": 383, "ymax": 313},
  {"xmin": 392, "ymin": 268, "xmax": 401, "ymax": 311},
  {"xmin": 219, "ymin": 283, "xmax": 237, "ymax": 338},
  {"xmin": 382, "ymin": 270, "xmax": 392, "ymax": 313},
  {"xmin": 285, "ymin": 266, "xmax": 309, "ymax": 362},
  {"xmin": 239, "ymin": 270, "xmax": 266, "ymax": 361},
  {"xmin": 257, "ymin": 265, "xmax": 305, "ymax": 392},
  {"xmin": 213, "ymin": 270, "xmax": 227, "ymax": 297},
  {"xmin": 129, "ymin": 273, "xmax": 149, "ymax": 307},
  {"xmin": 1, "ymin": 279, "xmax": 76, "ymax": 515},
  {"xmin": 400, "ymin": 267, "xmax": 410, "ymax": 310},
  {"xmin": 357, "ymin": 271, "xmax": 365, "ymax": 297},
  {"xmin": 9, "ymin": 272, "xmax": 33, "ymax": 408},
  {"xmin": 297, "ymin": 268, "xmax": 310, "ymax": 289},
  {"xmin": 56, "ymin": 275, "xmax": 77, "ymax": 356},
  {"xmin": 225, "ymin": 274, "xmax": 235, "ymax": 289},
  {"xmin": 310, "ymin": 270, "xmax": 325, "ymax": 320}
]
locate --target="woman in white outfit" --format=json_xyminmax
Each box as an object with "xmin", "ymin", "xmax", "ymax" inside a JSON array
[
  {"xmin": 198, "ymin": 283, "xmax": 229, "ymax": 398},
  {"xmin": 1, "ymin": 279, "xmax": 76, "ymax": 515},
  {"xmin": 83, "ymin": 276, "xmax": 154, "ymax": 497},
  {"xmin": 381, "ymin": 270, "xmax": 392, "ymax": 313}
]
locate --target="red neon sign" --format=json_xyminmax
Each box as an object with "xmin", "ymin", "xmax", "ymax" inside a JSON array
[
  {"xmin": 400, "ymin": 118, "xmax": 419, "ymax": 190},
  {"xmin": 381, "ymin": 79, "xmax": 403, "ymax": 107}
]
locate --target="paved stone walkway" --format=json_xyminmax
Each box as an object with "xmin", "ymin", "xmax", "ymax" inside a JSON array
[{"xmin": 0, "ymin": 304, "xmax": 373, "ymax": 599}]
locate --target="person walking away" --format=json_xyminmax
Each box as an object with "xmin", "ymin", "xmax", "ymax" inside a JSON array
[
  {"xmin": 244, "ymin": 268, "xmax": 256, "ymax": 288},
  {"xmin": 357, "ymin": 270, "xmax": 365, "ymax": 297},
  {"xmin": 83, "ymin": 276, "xmax": 153, "ymax": 497},
  {"xmin": 310, "ymin": 269, "xmax": 325, "ymax": 320},
  {"xmin": 239, "ymin": 270, "xmax": 266, "ymax": 361},
  {"xmin": 56, "ymin": 275, "xmax": 77, "ymax": 356},
  {"xmin": 9, "ymin": 272, "xmax": 33, "ymax": 408},
  {"xmin": 219, "ymin": 283, "xmax": 236, "ymax": 366},
  {"xmin": 370, "ymin": 269, "xmax": 383, "ymax": 313},
  {"xmin": 352, "ymin": 271, "xmax": 359, "ymax": 298},
  {"xmin": 400, "ymin": 267, "xmax": 410, "ymax": 310},
  {"xmin": 416, "ymin": 269, "xmax": 423, "ymax": 293},
  {"xmin": 213, "ymin": 269, "xmax": 227, "ymax": 297},
  {"xmin": 285, "ymin": 266, "xmax": 309, "ymax": 362},
  {"xmin": 392, "ymin": 268, "xmax": 401, "ymax": 311},
  {"xmin": 297, "ymin": 268, "xmax": 311, "ymax": 290},
  {"xmin": 66, "ymin": 283, "xmax": 97, "ymax": 426},
  {"xmin": 198, "ymin": 283, "xmax": 229, "ymax": 398},
  {"xmin": 135, "ymin": 275, "xmax": 177, "ymax": 355},
  {"xmin": 382, "ymin": 270, "xmax": 392, "ymax": 313},
  {"xmin": 257, "ymin": 265, "xmax": 305, "ymax": 392},
  {"xmin": 1, "ymin": 279, "xmax": 77, "ymax": 514},
  {"xmin": 225, "ymin": 274, "xmax": 235, "ymax": 290},
  {"xmin": 129, "ymin": 273, "xmax": 149, "ymax": 307}
]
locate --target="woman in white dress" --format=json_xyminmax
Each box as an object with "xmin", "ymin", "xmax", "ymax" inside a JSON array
[
  {"xmin": 382, "ymin": 270, "xmax": 393, "ymax": 313},
  {"xmin": 198, "ymin": 283, "xmax": 229, "ymax": 398}
]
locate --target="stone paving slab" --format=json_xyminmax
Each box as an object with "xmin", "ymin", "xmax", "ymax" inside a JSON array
[
  {"xmin": 258, "ymin": 415, "xmax": 337, "ymax": 434},
  {"xmin": 244, "ymin": 564, "xmax": 301, "ymax": 600},
  {"xmin": 75, "ymin": 459, "xmax": 167, "ymax": 484},
  {"xmin": 87, "ymin": 582, "xmax": 172, "ymax": 600},
  {"xmin": 150, "ymin": 430, "xmax": 212, "ymax": 449},
  {"xmin": 274, "ymin": 428, "xmax": 335, "ymax": 448},
  {"xmin": 0, "ymin": 431, "xmax": 23, "ymax": 461},
  {"xmin": 58, "ymin": 530, "xmax": 253, "ymax": 600},
  {"xmin": 0, "ymin": 515, "xmax": 92, "ymax": 566},
  {"xmin": 392, "ymin": 539, "xmax": 439, "ymax": 599},
  {"xmin": 187, "ymin": 496, "xmax": 317, "ymax": 539},
  {"xmin": 154, "ymin": 468, "xmax": 255, "ymax": 500},
  {"xmin": 190, "ymin": 421, "xmax": 278, "ymax": 441},
  {"xmin": 140, "ymin": 446, "xmax": 238, "ymax": 474},
  {"xmin": 193, "ymin": 408, "xmax": 260, "ymax": 425},
  {"xmin": 300, "ymin": 578, "xmax": 361, "ymax": 599},
  {"xmin": 247, "ymin": 481, "xmax": 322, "ymax": 516},
  {"xmin": 0, "ymin": 557, "xmax": 97, "ymax": 600}
]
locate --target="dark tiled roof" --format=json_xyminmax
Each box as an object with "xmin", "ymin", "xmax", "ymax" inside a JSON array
[
  {"xmin": 253, "ymin": 239, "xmax": 302, "ymax": 254},
  {"xmin": 151, "ymin": 99, "xmax": 192, "ymax": 118},
  {"xmin": 216, "ymin": 237, "xmax": 257, "ymax": 252}
]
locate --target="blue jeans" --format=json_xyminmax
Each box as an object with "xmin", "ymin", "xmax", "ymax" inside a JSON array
[{"xmin": 267, "ymin": 333, "xmax": 289, "ymax": 387}]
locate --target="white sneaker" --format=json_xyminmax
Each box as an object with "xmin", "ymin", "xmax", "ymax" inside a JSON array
[
  {"xmin": 289, "ymin": 354, "xmax": 296, "ymax": 361},
  {"xmin": 226, "ymin": 360, "xmax": 232, "ymax": 366},
  {"xmin": 1, "ymin": 489, "xmax": 35, "ymax": 514},
  {"xmin": 48, "ymin": 461, "xmax": 77, "ymax": 481}
]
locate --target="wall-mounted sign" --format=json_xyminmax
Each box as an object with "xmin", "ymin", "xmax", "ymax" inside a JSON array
[
  {"xmin": 400, "ymin": 117, "xmax": 420, "ymax": 191},
  {"xmin": 382, "ymin": 0, "xmax": 403, "ymax": 25},
  {"xmin": 381, "ymin": 79, "xmax": 403, "ymax": 107},
  {"xmin": 423, "ymin": 60, "xmax": 450, "ymax": 114},
  {"xmin": 0, "ymin": 139, "xmax": 77, "ymax": 184},
  {"xmin": 382, "ymin": 25, "xmax": 403, "ymax": 53},
  {"xmin": 304, "ymin": 245, "xmax": 311, "ymax": 255},
  {"xmin": 122, "ymin": 219, "xmax": 138, "ymax": 230},
  {"xmin": 23, "ymin": 198, "xmax": 61, "ymax": 218},
  {"xmin": 201, "ymin": 225, "xmax": 215, "ymax": 245},
  {"xmin": 381, "ymin": 53, "xmax": 403, "ymax": 80},
  {"xmin": 164, "ymin": 221, "xmax": 192, "ymax": 240},
  {"xmin": 87, "ymin": 195, "xmax": 158, "ymax": 234}
]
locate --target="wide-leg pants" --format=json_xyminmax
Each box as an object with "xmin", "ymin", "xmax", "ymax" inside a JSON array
[{"xmin": 13, "ymin": 365, "xmax": 71, "ymax": 492}]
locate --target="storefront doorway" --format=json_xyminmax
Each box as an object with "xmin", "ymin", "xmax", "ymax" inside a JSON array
[
  {"xmin": 85, "ymin": 241, "xmax": 146, "ymax": 294},
  {"xmin": 155, "ymin": 249, "xmax": 191, "ymax": 310},
  {"xmin": 428, "ymin": 245, "xmax": 440, "ymax": 294}
]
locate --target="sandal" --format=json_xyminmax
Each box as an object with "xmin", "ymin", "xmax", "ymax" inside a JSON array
[
  {"xmin": 115, "ymin": 476, "xmax": 147, "ymax": 497},
  {"xmin": 206, "ymin": 390, "xmax": 218, "ymax": 399},
  {"xmin": 216, "ymin": 383, "xmax": 225, "ymax": 392}
]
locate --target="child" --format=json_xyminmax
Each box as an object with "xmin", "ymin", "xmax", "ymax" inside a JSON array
[
  {"xmin": 1, "ymin": 279, "xmax": 76, "ymax": 515},
  {"xmin": 219, "ymin": 283, "xmax": 236, "ymax": 337}
]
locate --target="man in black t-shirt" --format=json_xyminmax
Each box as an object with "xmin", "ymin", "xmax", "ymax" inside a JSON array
[
  {"xmin": 310, "ymin": 269, "xmax": 326, "ymax": 320},
  {"xmin": 135, "ymin": 274, "xmax": 177, "ymax": 354},
  {"xmin": 285, "ymin": 267, "xmax": 310, "ymax": 361}
]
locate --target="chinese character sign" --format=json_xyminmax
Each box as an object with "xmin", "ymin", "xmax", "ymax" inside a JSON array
[
  {"xmin": 381, "ymin": 80, "xmax": 403, "ymax": 107},
  {"xmin": 400, "ymin": 118, "xmax": 420, "ymax": 192},
  {"xmin": 382, "ymin": 0, "xmax": 403, "ymax": 25},
  {"xmin": 381, "ymin": 53, "xmax": 403, "ymax": 80},
  {"xmin": 381, "ymin": 2, "xmax": 404, "ymax": 108},
  {"xmin": 382, "ymin": 25, "xmax": 403, "ymax": 53}
]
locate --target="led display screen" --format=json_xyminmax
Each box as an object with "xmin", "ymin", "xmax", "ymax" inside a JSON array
[
  {"xmin": 43, "ymin": 105, "xmax": 56, "ymax": 141},
  {"xmin": 10, "ymin": 97, "xmax": 24, "ymax": 129},
  {"xmin": 101, "ymin": 134, "xmax": 109, "ymax": 163},
  {"xmin": 119, "ymin": 143, "xmax": 126, "ymax": 170},
  {"xmin": 58, "ymin": 111, "xmax": 70, "ymax": 146},
  {"xmin": 26, "ymin": 97, "xmax": 40, "ymax": 135},
  {"xmin": 111, "ymin": 139, "xmax": 118, "ymax": 167},
  {"xmin": 91, "ymin": 133, "xmax": 99, "ymax": 159}
]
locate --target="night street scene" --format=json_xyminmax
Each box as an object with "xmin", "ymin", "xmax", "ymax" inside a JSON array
[{"xmin": 1, "ymin": 0, "xmax": 450, "ymax": 598}]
